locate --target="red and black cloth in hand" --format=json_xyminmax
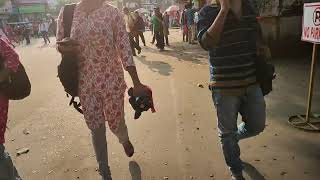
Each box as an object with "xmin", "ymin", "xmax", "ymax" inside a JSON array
[{"xmin": 128, "ymin": 86, "xmax": 155, "ymax": 119}]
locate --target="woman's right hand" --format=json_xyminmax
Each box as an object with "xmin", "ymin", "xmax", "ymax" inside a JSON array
[
  {"xmin": 57, "ymin": 44, "xmax": 79, "ymax": 54},
  {"xmin": 56, "ymin": 38, "xmax": 80, "ymax": 54}
]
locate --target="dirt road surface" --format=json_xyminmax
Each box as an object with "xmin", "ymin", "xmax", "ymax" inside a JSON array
[{"xmin": 4, "ymin": 30, "xmax": 320, "ymax": 180}]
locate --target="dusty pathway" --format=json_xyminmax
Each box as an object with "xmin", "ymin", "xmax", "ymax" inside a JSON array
[{"xmin": 4, "ymin": 30, "xmax": 320, "ymax": 180}]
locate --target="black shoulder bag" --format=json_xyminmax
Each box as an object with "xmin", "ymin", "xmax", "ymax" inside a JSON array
[
  {"xmin": 57, "ymin": 4, "xmax": 83, "ymax": 114},
  {"xmin": 255, "ymin": 56, "xmax": 276, "ymax": 96},
  {"xmin": 249, "ymin": 5, "xmax": 276, "ymax": 96},
  {"xmin": 0, "ymin": 56, "xmax": 31, "ymax": 100},
  {"xmin": 254, "ymin": 32, "xmax": 276, "ymax": 96}
]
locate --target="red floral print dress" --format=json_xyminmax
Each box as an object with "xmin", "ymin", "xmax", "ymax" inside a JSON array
[
  {"xmin": 0, "ymin": 38, "xmax": 20, "ymax": 144},
  {"xmin": 56, "ymin": 3, "xmax": 135, "ymax": 131}
]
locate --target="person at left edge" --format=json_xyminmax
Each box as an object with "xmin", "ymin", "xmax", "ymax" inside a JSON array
[{"xmin": 0, "ymin": 36, "xmax": 22, "ymax": 180}]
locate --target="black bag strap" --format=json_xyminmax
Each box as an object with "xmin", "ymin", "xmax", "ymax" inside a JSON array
[
  {"xmin": 66, "ymin": 94, "xmax": 83, "ymax": 114},
  {"xmin": 63, "ymin": 4, "xmax": 76, "ymax": 38},
  {"xmin": 69, "ymin": 96, "xmax": 83, "ymax": 114}
]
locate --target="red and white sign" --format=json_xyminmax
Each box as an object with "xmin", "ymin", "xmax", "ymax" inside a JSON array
[{"xmin": 302, "ymin": 3, "xmax": 320, "ymax": 43}]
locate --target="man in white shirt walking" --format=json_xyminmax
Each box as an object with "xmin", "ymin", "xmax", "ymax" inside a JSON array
[{"xmin": 39, "ymin": 21, "xmax": 50, "ymax": 44}]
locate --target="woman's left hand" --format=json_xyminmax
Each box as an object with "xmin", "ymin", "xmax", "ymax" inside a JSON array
[{"xmin": 132, "ymin": 83, "xmax": 150, "ymax": 97}]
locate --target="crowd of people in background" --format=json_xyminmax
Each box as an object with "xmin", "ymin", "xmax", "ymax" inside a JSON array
[
  {"xmin": 181, "ymin": 3, "xmax": 199, "ymax": 45},
  {"xmin": 123, "ymin": 6, "xmax": 176, "ymax": 53},
  {"xmin": 0, "ymin": 18, "xmax": 56, "ymax": 46},
  {"xmin": 125, "ymin": 3, "xmax": 200, "ymax": 47},
  {"xmin": 1, "ymin": 4, "xmax": 199, "ymax": 50}
]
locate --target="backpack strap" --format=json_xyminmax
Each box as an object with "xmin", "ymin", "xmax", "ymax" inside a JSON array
[{"xmin": 63, "ymin": 4, "xmax": 76, "ymax": 38}]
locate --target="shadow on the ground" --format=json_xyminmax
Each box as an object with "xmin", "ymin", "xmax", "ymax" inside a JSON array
[
  {"xmin": 164, "ymin": 41, "xmax": 208, "ymax": 65},
  {"xmin": 281, "ymin": 133, "xmax": 320, "ymax": 160},
  {"xmin": 264, "ymin": 57, "xmax": 320, "ymax": 173},
  {"xmin": 243, "ymin": 162, "xmax": 266, "ymax": 180},
  {"xmin": 265, "ymin": 57, "xmax": 320, "ymax": 122},
  {"xmin": 136, "ymin": 55, "xmax": 173, "ymax": 76},
  {"xmin": 143, "ymin": 41, "xmax": 208, "ymax": 65},
  {"xmin": 129, "ymin": 161, "xmax": 142, "ymax": 180}
]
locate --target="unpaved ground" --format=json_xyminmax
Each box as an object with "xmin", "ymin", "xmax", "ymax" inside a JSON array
[{"xmin": 4, "ymin": 29, "xmax": 320, "ymax": 180}]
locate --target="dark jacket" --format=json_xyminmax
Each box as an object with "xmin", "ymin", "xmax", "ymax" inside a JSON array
[{"xmin": 135, "ymin": 16, "xmax": 145, "ymax": 32}]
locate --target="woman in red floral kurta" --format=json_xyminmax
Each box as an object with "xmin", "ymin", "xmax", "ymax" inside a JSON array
[{"xmin": 57, "ymin": 0, "xmax": 148, "ymax": 179}]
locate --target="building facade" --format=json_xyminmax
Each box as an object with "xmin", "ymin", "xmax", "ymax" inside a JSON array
[
  {"xmin": 0, "ymin": 1, "xmax": 13, "ymax": 27},
  {"xmin": 176, "ymin": 0, "xmax": 212, "ymax": 10},
  {"xmin": 140, "ymin": 0, "xmax": 176, "ymax": 11},
  {"xmin": 11, "ymin": 0, "xmax": 49, "ymax": 22},
  {"xmin": 140, "ymin": 0, "xmax": 158, "ymax": 11}
]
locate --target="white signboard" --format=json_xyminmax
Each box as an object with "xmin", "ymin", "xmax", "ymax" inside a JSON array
[{"xmin": 302, "ymin": 3, "xmax": 320, "ymax": 44}]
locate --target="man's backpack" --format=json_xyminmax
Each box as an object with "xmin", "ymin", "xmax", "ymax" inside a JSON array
[
  {"xmin": 57, "ymin": 4, "xmax": 83, "ymax": 114},
  {"xmin": 0, "ymin": 56, "xmax": 31, "ymax": 100},
  {"xmin": 255, "ymin": 57, "xmax": 276, "ymax": 96}
]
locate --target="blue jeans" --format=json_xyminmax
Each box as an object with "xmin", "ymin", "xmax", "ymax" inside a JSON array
[
  {"xmin": 0, "ymin": 144, "xmax": 22, "ymax": 180},
  {"xmin": 212, "ymin": 85, "xmax": 266, "ymax": 177}
]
